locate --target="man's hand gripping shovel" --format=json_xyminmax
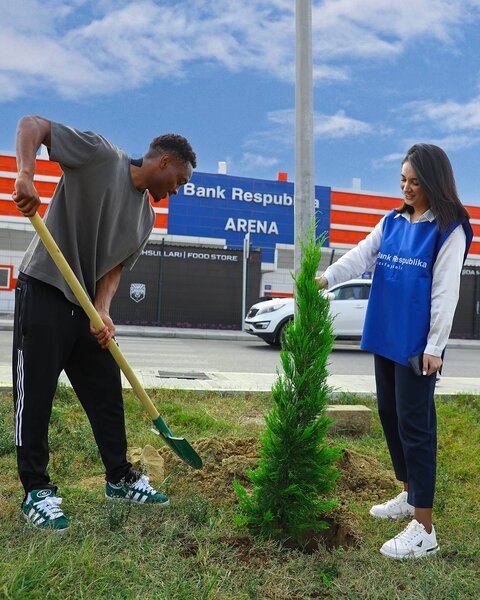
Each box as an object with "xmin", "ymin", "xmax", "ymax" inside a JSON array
[{"xmin": 28, "ymin": 212, "xmax": 203, "ymax": 470}]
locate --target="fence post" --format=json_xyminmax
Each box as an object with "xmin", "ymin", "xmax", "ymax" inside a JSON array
[
  {"xmin": 156, "ymin": 239, "xmax": 165, "ymax": 327},
  {"xmin": 242, "ymin": 233, "xmax": 251, "ymax": 327}
]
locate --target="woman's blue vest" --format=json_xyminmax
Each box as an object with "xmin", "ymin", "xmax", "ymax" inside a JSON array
[{"xmin": 360, "ymin": 211, "xmax": 473, "ymax": 366}]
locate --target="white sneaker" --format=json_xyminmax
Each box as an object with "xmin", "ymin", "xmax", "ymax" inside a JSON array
[
  {"xmin": 369, "ymin": 491, "xmax": 414, "ymax": 520},
  {"xmin": 380, "ymin": 519, "xmax": 439, "ymax": 559}
]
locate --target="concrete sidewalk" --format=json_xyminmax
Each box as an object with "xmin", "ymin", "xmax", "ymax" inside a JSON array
[
  {"xmin": 116, "ymin": 371, "xmax": 480, "ymax": 398},
  {"xmin": 1, "ymin": 364, "xmax": 479, "ymax": 397}
]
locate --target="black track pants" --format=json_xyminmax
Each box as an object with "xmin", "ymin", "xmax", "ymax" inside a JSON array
[
  {"xmin": 374, "ymin": 354, "xmax": 437, "ymax": 509},
  {"xmin": 13, "ymin": 274, "xmax": 131, "ymax": 493}
]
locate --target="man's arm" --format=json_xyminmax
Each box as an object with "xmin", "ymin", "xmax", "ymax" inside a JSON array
[
  {"xmin": 14, "ymin": 116, "xmax": 52, "ymax": 217},
  {"xmin": 91, "ymin": 264, "xmax": 123, "ymax": 349}
]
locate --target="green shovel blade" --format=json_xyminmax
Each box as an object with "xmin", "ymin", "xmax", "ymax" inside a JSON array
[{"xmin": 152, "ymin": 416, "xmax": 203, "ymax": 469}]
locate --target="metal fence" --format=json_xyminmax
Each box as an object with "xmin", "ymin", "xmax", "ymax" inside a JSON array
[
  {"xmin": 110, "ymin": 243, "xmax": 261, "ymax": 330},
  {"xmin": 451, "ymin": 266, "xmax": 480, "ymax": 339}
]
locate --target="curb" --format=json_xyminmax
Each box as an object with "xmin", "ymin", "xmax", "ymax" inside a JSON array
[{"xmin": 0, "ymin": 385, "xmax": 475, "ymax": 399}]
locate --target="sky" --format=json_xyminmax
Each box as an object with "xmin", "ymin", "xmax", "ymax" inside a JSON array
[{"xmin": 2, "ymin": 0, "xmax": 480, "ymax": 205}]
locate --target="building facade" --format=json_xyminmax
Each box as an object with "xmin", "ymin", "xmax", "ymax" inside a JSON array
[{"xmin": 1, "ymin": 152, "xmax": 480, "ymax": 317}]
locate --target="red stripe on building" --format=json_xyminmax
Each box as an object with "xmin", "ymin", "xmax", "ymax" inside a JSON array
[
  {"xmin": 154, "ymin": 213, "xmax": 168, "ymax": 229},
  {"xmin": 35, "ymin": 160, "xmax": 62, "ymax": 177},
  {"xmin": 0, "ymin": 179, "xmax": 14, "ymax": 194},
  {"xmin": 0, "ymin": 179, "xmax": 57, "ymax": 197},
  {"xmin": 0, "ymin": 156, "xmax": 17, "ymax": 171},
  {"xmin": 330, "ymin": 210, "xmax": 384, "ymax": 228},
  {"xmin": 0, "ymin": 200, "xmax": 21, "ymax": 217},
  {"xmin": 470, "ymin": 241, "xmax": 480, "ymax": 255},
  {"xmin": 331, "ymin": 191, "xmax": 400, "ymax": 210},
  {"xmin": 329, "ymin": 230, "xmax": 372, "ymax": 245},
  {"xmin": 0, "ymin": 155, "xmax": 62, "ymax": 177},
  {"xmin": 467, "ymin": 205, "xmax": 480, "ymax": 219}
]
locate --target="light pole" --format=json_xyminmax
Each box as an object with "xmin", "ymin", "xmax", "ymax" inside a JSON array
[
  {"xmin": 294, "ymin": 0, "xmax": 315, "ymax": 280},
  {"xmin": 241, "ymin": 232, "xmax": 250, "ymax": 328}
]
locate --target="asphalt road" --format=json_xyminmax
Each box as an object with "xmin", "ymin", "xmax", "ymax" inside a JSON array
[{"xmin": 0, "ymin": 330, "xmax": 478, "ymax": 377}]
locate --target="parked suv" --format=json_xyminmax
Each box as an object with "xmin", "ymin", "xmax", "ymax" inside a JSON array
[{"xmin": 244, "ymin": 279, "xmax": 372, "ymax": 345}]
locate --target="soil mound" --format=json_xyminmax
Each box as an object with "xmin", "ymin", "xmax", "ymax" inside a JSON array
[
  {"xmin": 159, "ymin": 436, "xmax": 259, "ymax": 504},
  {"xmin": 77, "ymin": 437, "xmax": 397, "ymax": 550},
  {"xmin": 337, "ymin": 448, "xmax": 397, "ymax": 501},
  {"xmin": 156, "ymin": 436, "xmax": 398, "ymax": 550},
  {"xmin": 157, "ymin": 437, "xmax": 397, "ymax": 507}
]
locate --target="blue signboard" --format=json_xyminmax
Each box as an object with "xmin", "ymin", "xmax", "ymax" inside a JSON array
[{"xmin": 168, "ymin": 172, "xmax": 331, "ymax": 264}]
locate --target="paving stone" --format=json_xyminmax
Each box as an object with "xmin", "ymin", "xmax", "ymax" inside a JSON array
[{"xmin": 326, "ymin": 404, "xmax": 372, "ymax": 435}]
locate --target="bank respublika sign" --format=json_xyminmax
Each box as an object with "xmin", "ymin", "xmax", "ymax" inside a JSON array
[{"xmin": 167, "ymin": 172, "xmax": 331, "ymax": 263}]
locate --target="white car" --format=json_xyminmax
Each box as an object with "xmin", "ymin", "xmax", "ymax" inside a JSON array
[{"xmin": 244, "ymin": 278, "xmax": 372, "ymax": 345}]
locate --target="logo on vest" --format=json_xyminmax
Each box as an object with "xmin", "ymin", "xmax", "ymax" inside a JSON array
[
  {"xmin": 377, "ymin": 252, "xmax": 428, "ymax": 271},
  {"xmin": 130, "ymin": 283, "xmax": 146, "ymax": 303}
]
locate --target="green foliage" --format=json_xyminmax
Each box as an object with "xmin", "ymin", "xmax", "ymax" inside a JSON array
[
  {"xmin": 55, "ymin": 382, "xmax": 76, "ymax": 404},
  {"xmin": 235, "ymin": 224, "xmax": 341, "ymax": 542},
  {"xmin": 0, "ymin": 398, "xmax": 15, "ymax": 456},
  {"xmin": 0, "ymin": 390, "xmax": 479, "ymax": 598},
  {"xmin": 181, "ymin": 494, "xmax": 217, "ymax": 526},
  {"xmin": 104, "ymin": 499, "xmax": 132, "ymax": 531}
]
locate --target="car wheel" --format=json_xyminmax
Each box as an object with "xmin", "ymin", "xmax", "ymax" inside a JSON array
[{"xmin": 276, "ymin": 320, "xmax": 291, "ymax": 347}]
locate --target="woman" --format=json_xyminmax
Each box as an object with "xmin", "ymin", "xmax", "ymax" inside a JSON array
[{"xmin": 318, "ymin": 144, "xmax": 472, "ymax": 559}]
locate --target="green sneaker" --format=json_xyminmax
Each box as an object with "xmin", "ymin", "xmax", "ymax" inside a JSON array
[
  {"xmin": 105, "ymin": 474, "xmax": 169, "ymax": 506},
  {"xmin": 22, "ymin": 489, "xmax": 70, "ymax": 531}
]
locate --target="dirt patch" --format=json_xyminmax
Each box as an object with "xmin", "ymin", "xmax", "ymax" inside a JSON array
[
  {"xmin": 160, "ymin": 436, "xmax": 259, "ymax": 504},
  {"xmin": 159, "ymin": 437, "xmax": 396, "ymax": 505},
  {"xmin": 77, "ymin": 475, "xmax": 105, "ymax": 491},
  {"xmin": 77, "ymin": 442, "xmax": 396, "ymax": 505},
  {"xmin": 336, "ymin": 448, "xmax": 397, "ymax": 501},
  {"xmin": 156, "ymin": 436, "xmax": 397, "ymax": 550},
  {"xmin": 75, "ymin": 437, "xmax": 397, "ymax": 551}
]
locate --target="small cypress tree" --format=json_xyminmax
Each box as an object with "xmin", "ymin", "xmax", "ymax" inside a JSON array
[{"xmin": 235, "ymin": 226, "xmax": 340, "ymax": 542}]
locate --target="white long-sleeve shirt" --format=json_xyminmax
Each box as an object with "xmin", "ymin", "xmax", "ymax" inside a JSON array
[{"xmin": 323, "ymin": 210, "xmax": 466, "ymax": 357}]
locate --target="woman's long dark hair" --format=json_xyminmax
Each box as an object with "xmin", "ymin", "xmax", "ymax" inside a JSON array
[{"xmin": 397, "ymin": 143, "xmax": 470, "ymax": 231}]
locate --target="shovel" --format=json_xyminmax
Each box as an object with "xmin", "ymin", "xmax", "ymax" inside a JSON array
[{"xmin": 29, "ymin": 212, "xmax": 203, "ymax": 470}]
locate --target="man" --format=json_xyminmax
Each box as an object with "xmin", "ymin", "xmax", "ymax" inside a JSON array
[{"xmin": 12, "ymin": 115, "xmax": 196, "ymax": 531}]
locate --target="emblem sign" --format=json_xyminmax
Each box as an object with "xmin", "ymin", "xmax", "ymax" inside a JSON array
[{"xmin": 130, "ymin": 283, "xmax": 146, "ymax": 303}]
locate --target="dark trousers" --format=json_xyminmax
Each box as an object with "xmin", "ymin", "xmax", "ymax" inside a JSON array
[
  {"xmin": 13, "ymin": 274, "xmax": 131, "ymax": 494},
  {"xmin": 374, "ymin": 354, "xmax": 437, "ymax": 509}
]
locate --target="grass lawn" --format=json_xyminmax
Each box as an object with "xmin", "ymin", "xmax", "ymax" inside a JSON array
[{"xmin": 0, "ymin": 388, "xmax": 479, "ymax": 599}]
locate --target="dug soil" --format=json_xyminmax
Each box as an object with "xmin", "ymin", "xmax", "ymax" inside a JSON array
[{"xmin": 129, "ymin": 436, "xmax": 398, "ymax": 551}]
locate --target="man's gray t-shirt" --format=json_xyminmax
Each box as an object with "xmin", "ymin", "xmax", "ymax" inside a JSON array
[{"xmin": 21, "ymin": 122, "xmax": 155, "ymax": 305}]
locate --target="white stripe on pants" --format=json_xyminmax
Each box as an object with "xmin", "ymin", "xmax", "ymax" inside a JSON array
[{"xmin": 15, "ymin": 349, "xmax": 25, "ymax": 446}]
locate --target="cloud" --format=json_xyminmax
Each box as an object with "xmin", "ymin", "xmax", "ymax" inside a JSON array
[
  {"xmin": 372, "ymin": 130, "xmax": 480, "ymax": 171},
  {"xmin": 312, "ymin": 0, "xmax": 468, "ymax": 60},
  {"xmin": 372, "ymin": 152, "xmax": 405, "ymax": 168},
  {"xmin": 370, "ymin": 90, "xmax": 480, "ymax": 167},
  {"xmin": 391, "ymin": 95, "xmax": 480, "ymax": 152},
  {"xmin": 430, "ymin": 134, "xmax": 480, "ymax": 150},
  {"xmin": 407, "ymin": 97, "xmax": 480, "ymax": 132},
  {"xmin": 266, "ymin": 108, "xmax": 373, "ymax": 140},
  {"xmin": 403, "ymin": 134, "xmax": 480, "ymax": 152},
  {"xmin": 314, "ymin": 110, "xmax": 373, "ymax": 138},
  {"xmin": 229, "ymin": 152, "xmax": 280, "ymax": 176},
  {"xmin": 1, "ymin": 0, "xmax": 478, "ymax": 101},
  {"xmin": 240, "ymin": 153, "xmax": 280, "ymax": 169}
]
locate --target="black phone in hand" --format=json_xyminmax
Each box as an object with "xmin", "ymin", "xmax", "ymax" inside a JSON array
[{"xmin": 408, "ymin": 353, "xmax": 424, "ymax": 376}]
